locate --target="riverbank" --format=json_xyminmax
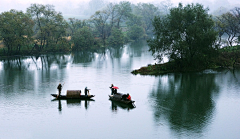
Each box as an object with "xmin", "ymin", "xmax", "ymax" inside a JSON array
[
  {"xmin": 131, "ymin": 46, "xmax": 240, "ymax": 75},
  {"xmin": 131, "ymin": 62, "xmax": 207, "ymax": 75}
]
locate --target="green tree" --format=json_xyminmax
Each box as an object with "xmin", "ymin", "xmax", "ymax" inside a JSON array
[
  {"xmin": 105, "ymin": 2, "xmax": 118, "ymax": 29},
  {"xmin": 126, "ymin": 14, "xmax": 145, "ymax": 40},
  {"xmin": 107, "ymin": 27, "xmax": 124, "ymax": 47},
  {"xmin": 72, "ymin": 26, "xmax": 96, "ymax": 51},
  {"xmin": 27, "ymin": 4, "xmax": 68, "ymax": 51},
  {"xmin": 148, "ymin": 3, "xmax": 218, "ymax": 68},
  {"xmin": 68, "ymin": 18, "xmax": 89, "ymax": 36},
  {"xmin": 90, "ymin": 10, "xmax": 110, "ymax": 46},
  {"xmin": 115, "ymin": 1, "xmax": 132, "ymax": 28},
  {"xmin": 134, "ymin": 3, "xmax": 160, "ymax": 35},
  {"xmin": 127, "ymin": 24, "xmax": 144, "ymax": 41},
  {"xmin": 126, "ymin": 14, "xmax": 143, "ymax": 27},
  {"xmin": 0, "ymin": 9, "xmax": 34, "ymax": 55}
]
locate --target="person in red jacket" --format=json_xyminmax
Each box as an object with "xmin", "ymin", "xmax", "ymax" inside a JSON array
[{"xmin": 126, "ymin": 93, "xmax": 131, "ymax": 101}]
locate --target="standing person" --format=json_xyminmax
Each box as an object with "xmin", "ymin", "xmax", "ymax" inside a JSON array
[
  {"xmin": 57, "ymin": 83, "xmax": 62, "ymax": 98},
  {"xmin": 85, "ymin": 87, "xmax": 90, "ymax": 96},
  {"xmin": 110, "ymin": 84, "xmax": 114, "ymax": 95}
]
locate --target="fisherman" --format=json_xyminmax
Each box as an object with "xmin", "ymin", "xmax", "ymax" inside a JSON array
[
  {"xmin": 109, "ymin": 84, "xmax": 114, "ymax": 95},
  {"xmin": 85, "ymin": 87, "xmax": 90, "ymax": 96},
  {"xmin": 57, "ymin": 83, "xmax": 62, "ymax": 98}
]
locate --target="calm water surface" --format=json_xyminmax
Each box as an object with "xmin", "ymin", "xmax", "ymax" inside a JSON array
[{"xmin": 0, "ymin": 40, "xmax": 240, "ymax": 139}]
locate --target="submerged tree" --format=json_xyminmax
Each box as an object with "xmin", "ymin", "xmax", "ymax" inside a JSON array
[
  {"xmin": 148, "ymin": 3, "xmax": 218, "ymax": 68},
  {"xmin": 107, "ymin": 27, "xmax": 124, "ymax": 47},
  {"xmin": 127, "ymin": 24, "xmax": 144, "ymax": 41},
  {"xmin": 72, "ymin": 26, "xmax": 96, "ymax": 51}
]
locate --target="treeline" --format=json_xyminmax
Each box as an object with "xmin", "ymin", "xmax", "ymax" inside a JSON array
[
  {"xmin": 141, "ymin": 3, "xmax": 240, "ymax": 74},
  {"xmin": 0, "ymin": 1, "xmax": 239, "ymax": 58},
  {"xmin": 0, "ymin": 1, "xmax": 171, "ymax": 56}
]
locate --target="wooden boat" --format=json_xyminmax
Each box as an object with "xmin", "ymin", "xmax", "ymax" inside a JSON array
[
  {"xmin": 51, "ymin": 94, "xmax": 95, "ymax": 99},
  {"xmin": 51, "ymin": 90, "xmax": 95, "ymax": 99},
  {"xmin": 109, "ymin": 93, "xmax": 135, "ymax": 107}
]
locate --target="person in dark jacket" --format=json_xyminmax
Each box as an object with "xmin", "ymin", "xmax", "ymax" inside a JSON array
[
  {"xmin": 85, "ymin": 87, "xmax": 90, "ymax": 96},
  {"xmin": 110, "ymin": 84, "xmax": 115, "ymax": 95},
  {"xmin": 57, "ymin": 83, "xmax": 62, "ymax": 98}
]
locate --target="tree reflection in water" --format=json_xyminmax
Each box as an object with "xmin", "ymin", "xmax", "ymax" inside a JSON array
[
  {"xmin": 0, "ymin": 54, "xmax": 69, "ymax": 71},
  {"xmin": 149, "ymin": 73, "xmax": 219, "ymax": 135},
  {"xmin": 108, "ymin": 46, "xmax": 124, "ymax": 59},
  {"xmin": 0, "ymin": 40, "xmax": 147, "ymax": 72},
  {"xmin": 71, "ymin": 51, "xmax": 95, "ymax": 64}
]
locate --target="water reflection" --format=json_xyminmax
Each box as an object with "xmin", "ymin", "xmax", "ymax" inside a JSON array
[
  {"xmin": 0, "ymin": 40, "xmax": 148, "ymax": 72},
  {"xmin": 58, "ymin": 99, "xmax": 62, "ymax": 112},
  {"xmin": 150, "ymin": 73, "xmax": 219, "ymax": 135},
  {"xmin": 71, "ymin": 51, "xmax": 95, "ymax": 64},
  {"xmin": 51, "ymin": 99, "xmax": 95, "ymax": 112},
  {"xmin": 108, "ymin": 46, "xmax": 124, "ymax": 59},
  {"xmin": 0, "ymin": 54, "xmax": 70, "ymax": 71},
  {"xmin": 0, "ymin": 41, "xmax": 149, "ymax": 97},
  {"xmin": 1, "ymin": 56, "xmax": 29, "ymax": 70},
  {"xmin": 109, "ymin": 100, "xmax": 135, "ymax": 112},
  {"xmin": 126, "ymin": 40, "xmax": 148, "ymax": 57}
]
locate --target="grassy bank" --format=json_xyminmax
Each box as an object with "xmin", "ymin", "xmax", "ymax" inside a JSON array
[{"xmin": 131, "ymin": 46, "xmax": 240, "ymax": 75}]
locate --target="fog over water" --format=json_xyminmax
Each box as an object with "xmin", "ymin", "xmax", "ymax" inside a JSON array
[{"xmin": 1, "ymin": 0, "xmax": 239, "ymax": 16}]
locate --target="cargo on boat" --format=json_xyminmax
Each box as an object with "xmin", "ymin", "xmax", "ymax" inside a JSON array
[{"xmin": 51, "ymin": 90, "xmax": 95, "ymax": 99}]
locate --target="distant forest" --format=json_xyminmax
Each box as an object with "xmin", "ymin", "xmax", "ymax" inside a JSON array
[{"xmin": 0, "ymin": 0, "xmax": 239, "ymax": 56}]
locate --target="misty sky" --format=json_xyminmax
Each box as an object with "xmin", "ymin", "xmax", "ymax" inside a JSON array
[{"xmin": 0, "ymin": 0, "xmax": 239, "ymax": 15}]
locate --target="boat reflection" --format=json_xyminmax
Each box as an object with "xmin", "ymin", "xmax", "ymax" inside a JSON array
[
  {"xmin": 109, "ymin": 100, "xmax": 136, "ymax": 112},
  {"xmin": 51, "ymin": 99, "xmax": 95, "ymax": 112}
]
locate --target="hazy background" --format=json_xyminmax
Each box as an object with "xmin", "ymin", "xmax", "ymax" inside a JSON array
[{"xmin": 1, "ymin": 0, "xmax": 240, "ymax": 18}]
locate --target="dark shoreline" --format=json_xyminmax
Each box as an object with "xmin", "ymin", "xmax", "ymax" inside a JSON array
[{"xmin": 131, "ymin": 50, "xmax": 240, "ymax": 76}]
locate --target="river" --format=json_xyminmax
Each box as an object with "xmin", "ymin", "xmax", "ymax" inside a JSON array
[{"xmin": 0, "ymin": 40, "xmax": 240, "ymax": 139}]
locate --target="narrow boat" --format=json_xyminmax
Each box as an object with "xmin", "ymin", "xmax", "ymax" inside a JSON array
[
  {"xmin": 51, "ymin": 94, "xmax": 95, "ymax": 99},
  {"xmin": 51, "ymin": 90, "xmax": 95, "ymax": 100},
  {"xmin": 109, "ymin": 93, "xmax": 135, "ymax": 107}
]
